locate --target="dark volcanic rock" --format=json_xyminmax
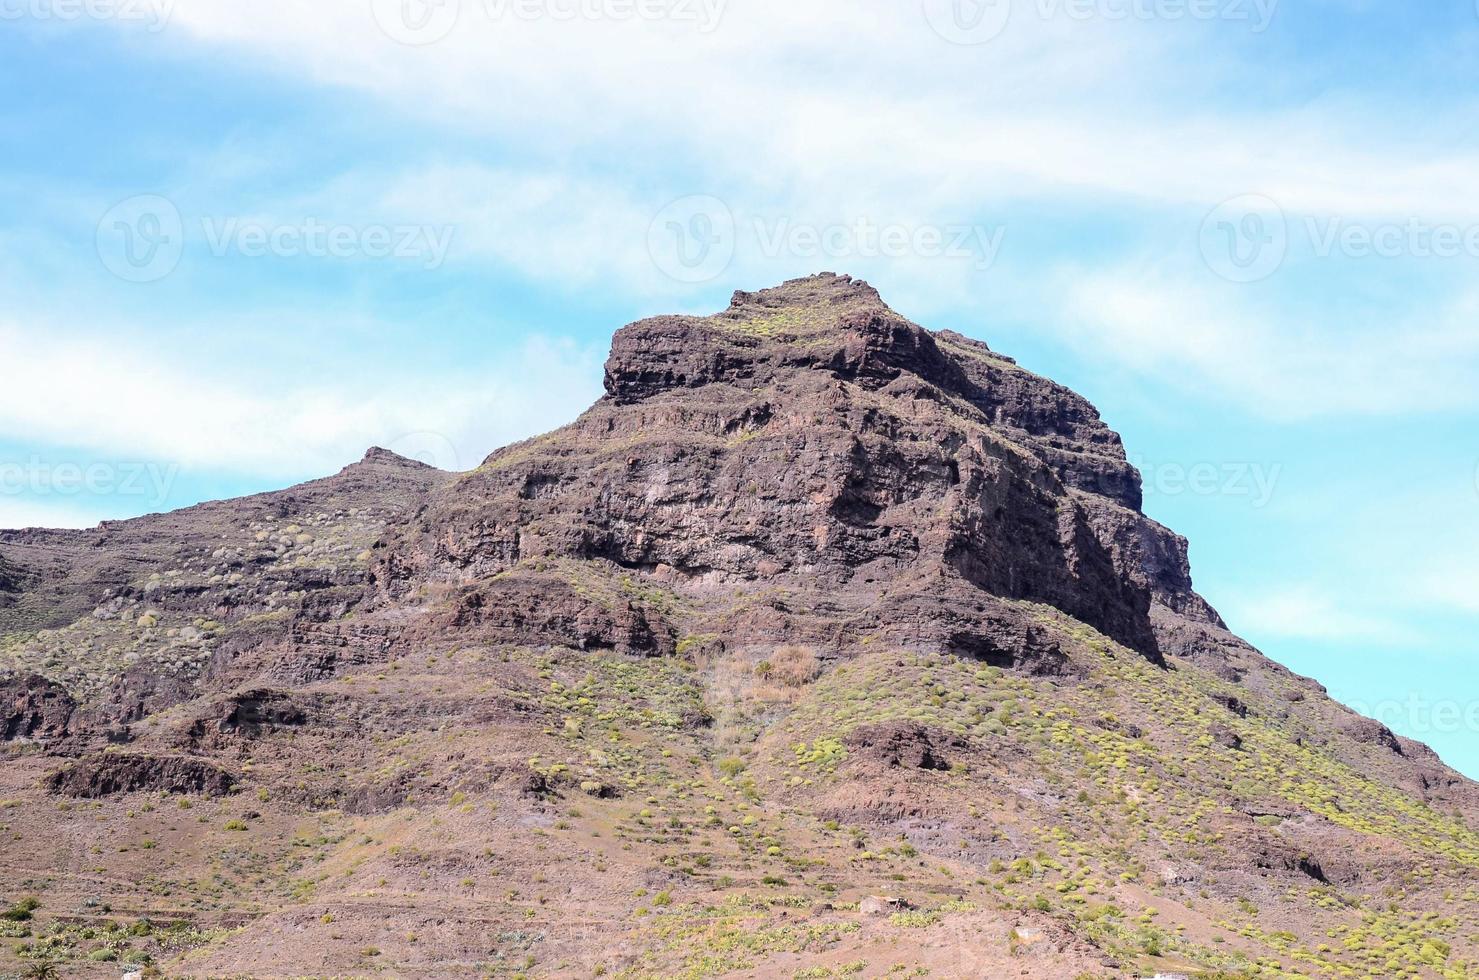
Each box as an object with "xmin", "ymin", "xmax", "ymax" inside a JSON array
[
  {"xmin": 50, "ymin": 753, "xmax": 235, "ymax": 797},
  {"xmin": 1077, "ymin": 495, "xmax": 1225, "ymax": 627},
  {"xmin": 447, "ymin": 572, "xmax": 677, "ymax": 657},
  {"xmin": 189, "ymin": 689, "xmax": 308, "ymax": 742},
  {"xmin": 1, "ymin": 674, "xmax": 76, "ymax": 742},
  {"xmin": 868, "ymin": 588, "xmax": 1078, "ymax": 676},
  {"xmin": 1340, "ymin": 714, "xmax": 1405, "ymax": 756},
  {"xmin": 0, "ymin": 273, "xmax": 1475, "ymax": 976},
  {"xmin": 0, "ymin": 445, "xmax": 449, "ymax": 650},
  {"xmin": 379, "ymin": 274, "xmax": 1169, "ymax": 663},
  {"xmin": 0, "ymin": 554, "xmax": 30, "ymax": 601},
  {"xmin": 1211, "ymin": 693, "xmax": 1250, "ymax": 718},
  {"xmin": 845, "ymin": 721, "xmax": 968, "ymax": 771},
  {"xmin": 1210, "ymin": 723, "xmax": 1244, "ymax": 751}
]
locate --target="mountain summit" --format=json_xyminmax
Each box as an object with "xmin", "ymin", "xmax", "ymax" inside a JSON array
[
  {"xmin": 2, "ymin": 274, "xmax": 1476, "ymax": 978},
  {"xmin": 382, "ymin": 272, "xmax": 1189, "ymax": 664}
]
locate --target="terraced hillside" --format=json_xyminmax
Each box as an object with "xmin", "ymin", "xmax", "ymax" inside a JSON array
[{"xmin": 1, "ymin": 274, "xmax": 1474, "ymax": 979}]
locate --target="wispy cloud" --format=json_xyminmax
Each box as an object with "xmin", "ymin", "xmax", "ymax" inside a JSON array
[
  {"xmin": 1221, "ymin": 585, "xmax": 1422, "ymax": 646},
  {"xmin": 0, "ymin": 498, "xmax": 123, "ymax": 532},
  {"xmin": 63, "ymin": 1, "xmax": 1467, "ymax": 430},
  {"xmin": 9, "ymin": 0, "xmax": 1477, "ymax": 775},
  {"xmin": 1417, "ymin": 565, "xmax": 1479, "ymax": 617},
  {"xmin": 1053, "ymin": 263, "xmax": 1479, "ymax": 418},
  {"xmin": 0, "ymin": 319, "xmax": 604, "ymax": 478},
  {"xmin": 153, "ymin": 1, "xmax": 1479, "ymax": 224}
]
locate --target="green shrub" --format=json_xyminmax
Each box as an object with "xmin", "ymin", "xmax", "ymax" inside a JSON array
[
  {"xmin": 2, "ymin": 897, "xmax": 40, "ymax": 922},
  {"xmin": 718, "ymin": 757, "xmax": 747, "ymax": 777}
]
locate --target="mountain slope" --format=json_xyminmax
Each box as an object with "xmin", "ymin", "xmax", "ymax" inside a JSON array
[{"xmin": 0, "ymin": 274, "xmax": 1474, "ymax": 979}]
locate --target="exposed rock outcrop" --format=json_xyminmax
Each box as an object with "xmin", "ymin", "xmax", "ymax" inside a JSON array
[
  {"xmin": 188, "ymin": 689, "xmax": 308, "ymax": 743},
  {"xmin": 0, "ymin": 273, "xmax": 1474, "ymax": 979},
  {"xmin": 1, "ymin": 673, "xmax": 76, "ymax": 742},
  {"xmin": 49, "ymin": 753, "xmax": 235, "ymax": 797},
  {"xmin": 379, "ymin": 274, "xmax": 1174, "ymax": 663},
  {"xmin": 844, "ymin": 721, "xmax": 968, "ymax": 771}
]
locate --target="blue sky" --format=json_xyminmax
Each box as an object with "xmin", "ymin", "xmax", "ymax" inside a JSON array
[{"xmin": 2, "ymin": 0, "xmax": 1478, "ymax": 774}]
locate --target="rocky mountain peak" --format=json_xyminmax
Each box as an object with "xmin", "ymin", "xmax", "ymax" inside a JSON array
[
  {"xmin": 722, "ymin": 270, "xmax": 886, "ymax": 319},
  {"xmin": 355, "ymin": 447, "xmax": 439, "ymax": 471},
  {"xmin": 603, "ymin": 272, "xmax": 973, "ymax": 406},
  {"xmin": 382, "ymin": 274, "xmax": 1249, "ymax": 665},
  {"xmin": 1, "ymin": 274, "xmax": 1476, "ymax": 977}
]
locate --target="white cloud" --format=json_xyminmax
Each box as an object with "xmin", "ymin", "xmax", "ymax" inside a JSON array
[
  {"xmin": 1418, "ymin": 566, "xmax": 1479, "ymax": 617},
  {"xmin": 0, "ymin": 498, "xmax": 119, "ymax": 532},
  {"xmin": 372, "ymin": 166, "xmax": 675, "ymax": 293},
  {"xmin": 6, "ymin": 0, "xmax": 1477, "ymax": 501},
  {"xmin": 89, "ymin": 0, "xmax": 1479, "ymax": 426},
  {"xmin": 148, "ymin": 0, "xmax": 1479, "ymax": 225},
  {"xmin": 1222, "ymin": 585, "xmax": 1421, "ymax": 646},
  {"xmin": 0, "ymin": 319, "xmax": 604, "ymax": 479},
  {"xmin": 1053, "ymin": 264, "xmax": 1479, "ymax": 418}
]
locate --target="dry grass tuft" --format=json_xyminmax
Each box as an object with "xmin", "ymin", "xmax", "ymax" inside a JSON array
[{"xmin": 765, "ymin": 645, "xmax": 821, "ymax": 688}]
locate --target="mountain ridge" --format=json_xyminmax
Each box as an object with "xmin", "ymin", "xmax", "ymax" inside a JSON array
[{"xmin": 0, "ymin": 273, "xmax": 1475, "ymax": 978}]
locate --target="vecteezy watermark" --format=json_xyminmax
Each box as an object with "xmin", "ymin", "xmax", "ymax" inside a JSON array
[
  {"xmin": 1201, "ymin": 194, "xmax": 1479, "ymax": 283},
  {"xmin": 371, "ymin": 0, "xmax": 460, "ymax": 44},
  {"xmin": 0, "ymin": 0, "xmax": 174, "ymax": 31},
  {"xmin": 922, "ymin": 0, "xmax": 1012, "ymax": 44},
  {"xmin": 1304, "ymin": 217, "xmax": 1479, "ymax": 261},
  {"xmin": 199, "ymin": 217, "xmax": 455, "ymax": 270},
  {"xmin": 1199, "ymin": 194, "xmax": 1288, "ymax": 283},
  {"xmin": 486, "ymin": 0, "xmax": 727, "ymax": 29},
  {"xmin": 923, "ymin": 0, "xmax": 1278, "ymax": 45},
  {"xmin": 0, "ymin": 458, "xmax": 180, "ymax": 507},
  {"xmin": 1134, "ymin": 458, "xmax": 1282, "ymax": 508},
  {"xmin": 96, "ymin": 194, "xmax": 456, "ymax": 282},
  {"xmin": 372, "ymin": 0, "xmax": 728, "ymax": 45},
  {"xmin": 753, "ymin": 217, "xmax": 1005, "ymax": 272},
  {"xmin": 646, "ymin": 197, "xmax": 1006, "ymax": 283},
  {"xmin": 96, "ymin": 195, "xmax": 186, "ymax": 283},
  {"xmin": 382, "ymin": 431, "xmax": 463, "ymax": 472},
  {"xmin": 1345, "ymin": 696, "xmax": 1479, "ymax": 738},
  {"xmin": 648, "ymin": 195, "xmax": 737, "ymax": 284}
]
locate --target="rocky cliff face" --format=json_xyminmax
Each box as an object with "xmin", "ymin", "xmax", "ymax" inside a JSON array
[
  {"xmin": 0, "ymin": 448, "xmax": 449, "ymax": 731},
  {"xmin": 379, "ymin": 274, "xmax": 1218, "ymax": 670},
  {"xmin": 0, "ymin": 553, "xmax": 24, "ymax": 597},
  {"xmin": 0, "ymin": 274, "xmax": 1475, "ymax": 979}
]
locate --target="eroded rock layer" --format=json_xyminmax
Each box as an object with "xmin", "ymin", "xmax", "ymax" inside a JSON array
[{"xmin": 0, "ymin": 274, "xmax": 1474, "ymax": 979}]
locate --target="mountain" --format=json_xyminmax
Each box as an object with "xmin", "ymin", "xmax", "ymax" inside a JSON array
[{"xmin": 1, "ymin": 273, "xmax": 1475, "ymax": 979}]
